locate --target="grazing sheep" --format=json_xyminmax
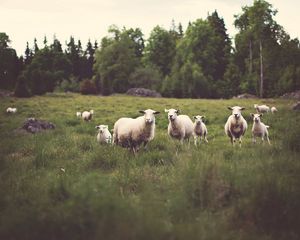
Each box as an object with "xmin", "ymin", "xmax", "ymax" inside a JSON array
[
  {"xmin": 271, "ymin": 106, "xmax": 278, "ymax": 114},
  {"xmin": 76, "ymin": 112, "xmax": 82, "ymax": 118},
  {"xmin": 193, "ymin": 115, "xmax": 208, "ymax": 146},
  {"xmin": 96, "ymin": 125, "xmax": 112, "ymax": 144},
  {"xmin": 250, "ymin": 113, "xmax": 270, "ymax": 145},
  {"xmin": 6, "ymin": 107, "xmax": 17, "ymax": 113},
  {"xmin": 165, "ymin": 108, "xmax": 194, "ymax": 143},
  {"xmin": 254, "ymin": 104, "xmax": 270, "ymax": 113},
  {"xmin": 224, "ymin": 106, "xmax": 247, "ymax": 147},
  {"xmin": 81, "ymin": 110, "xmax": 94, "ymax": 121},
  {"xmin": 113, "ymin": 109, "xmax": 160, "ymax": 153}
]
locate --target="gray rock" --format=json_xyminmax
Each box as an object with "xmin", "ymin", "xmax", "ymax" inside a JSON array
[
  {"xmin": 126, "ymin": 88, "xmax": 161, "ymax": 98},
  {"xmin": 21, "ymin": 118, "xmax": 55, "ymax": 133},
  {"xmin": 233, "ymin": 93, "xmax": 258, "ymax": 99},
  {"xmin": 292, "ymin": 101, "xmax": 300, "ymax": 111},
  {"xmin": 281, "ymin": 90, "xmax": 300, "ymax": 100}
]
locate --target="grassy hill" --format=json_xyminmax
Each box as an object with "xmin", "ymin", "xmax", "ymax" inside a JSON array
[{"xmin": 0, "ymin": 93, "xmax": 300, "ymax": 240}]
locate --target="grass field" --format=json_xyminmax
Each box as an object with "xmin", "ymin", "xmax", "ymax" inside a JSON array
[{"xmin": 0, "ymin": 93, "xmax": 300, "ymax": 240}]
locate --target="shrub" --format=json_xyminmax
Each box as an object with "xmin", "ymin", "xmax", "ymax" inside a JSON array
[
  {"xmin": 14, "ymin": 74, "xmax": 31, "ymax": 97},
  {"xmin": 80, "ymin": 79, "xmax": 97, "ymax": 95},
  {"xmin": 55, "ymin": 76, "xmax": 80, "ymax": 93}
]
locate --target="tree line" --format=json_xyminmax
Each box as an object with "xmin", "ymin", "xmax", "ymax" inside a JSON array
[{"xmin": 1, "ymin": 0, "xmax": 299, "ymax": 98}]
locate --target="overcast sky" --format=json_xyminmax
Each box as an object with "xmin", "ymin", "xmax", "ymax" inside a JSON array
[{"xmin": 1, "ymin": 0, "xmax": 299, "ymax": 56}]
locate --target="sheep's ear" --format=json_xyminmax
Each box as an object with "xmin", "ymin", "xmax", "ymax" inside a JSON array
[
  {"xmin": 201, "ymin": 116, "xmax": 205, "ymax": 120},
  {"xmin": 104, "ymin": 125, "xmax": 108, "ymax": 128},
  {"xmin": 250, "ymin": 113, "xmax": 254, "ymax": 117},
  {"xmin": 228, "ymin": 107, "xmax": 233, "ymax": 110},
  {"xmin": 164, "ymin": 109, "xmax": 169, "ymax": 112},
  {"xmin": 193, "ymin": 116, "xmax": 197, "ymax": 119},
  {"xmin": 153, "ymin": 111, "xmax": 160, "ymax": 115},
  {"xmin": 176, "ymin": 109, "xmax": 180, "ymax": 114},
  {"xmin": 139, "ymin": 110, "xmax": 145, "ymax": 114},
  {"xmin": 95, "ymin": 126, "xmax": 100, "ymax": 129},
  {"xmin": 259, "ymin": 114, "xmax": 263, "ymax": 117},
  {"xmin": 240, "ymin": 107, "xmax": 245, "ymax": 110}
]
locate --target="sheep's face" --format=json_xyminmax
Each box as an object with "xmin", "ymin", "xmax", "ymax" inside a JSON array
[
  {"xmin": 194, "ymin": 115, "xmax": 204, "ymax": 125},
  {"xmin": 165, "ymin": 109, "xmax": 180, "ymax": 121},
  {"xmin": 90, "ymin": 110, "xmax": 94, "ymax": 115},
  {"xmin": 139, "ymin": 109, "xmax": 160, "ymax": 124},
  {"xmin": 228, "ymin": 106, "xmax": 245, "ymax": 120},
  {"xmin": 251, "ymin": 113, "xmax": 262, "ymax": 123},
  {"xmin": 95, "ymin": 125, "xmax": 108, "ymax": 134}
]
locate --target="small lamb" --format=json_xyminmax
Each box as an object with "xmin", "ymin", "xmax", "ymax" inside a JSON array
[
  {"xmin": 81, "ymin": 110, "xmax": 94, "ymax": 121},
  {"xmin": 165, "ymin": 108, "xmax": 194, "ymax": 143},
  {"xmin": 250, "ymin": 113, "xmax": 270, "ymax": 145},
  {"xmin": 271, "ymin": 106, "xmax": 278, "ymax": 114},
  {"xmin": 113, "ymin": 109, "xmax": 160, "ymax": 153},
  {"xmin": 193, "ymin": 115, "xmax": 208, "ymax": 146},
  {"xmin": 254, "ymin": 104, "xmax": 270, "ymax": 113},
  {"xmin": 76, "ymin": 112, "xmax": 82, "ymax": 118},
  {"xmin": 6, "ymin": 107, "xmax": 17, "ymax": 113},
  {"xmin": 224, "ymin": 106, "xmax": 247, "ymax": 147},
  {"xmin": 96, "ymin": 125, "xmax": 112, "ymax": 144}
]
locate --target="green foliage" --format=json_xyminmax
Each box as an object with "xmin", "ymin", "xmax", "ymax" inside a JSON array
[
  {"xmin": 55, "ymin": 76, "xmax": 80, "ymax": 93},
  {"xmin": 94, "ymin": 26, "xmax": 140, "ymax": 95},
  {"xmin": 128, "ymin": 66, "xmax": 162, "ymax": 90},
  {"xmin": 143, "ymin": 26, "xmax": 176, "ymax": 77}
]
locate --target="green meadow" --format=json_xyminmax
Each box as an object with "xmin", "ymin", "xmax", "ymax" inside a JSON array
[{"xmin": 0, "ymin": 93, "xmax": 300, "ymax": 240}]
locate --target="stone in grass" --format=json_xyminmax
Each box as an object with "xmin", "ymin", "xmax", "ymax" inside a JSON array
[
  {"xmin": 21, "ymin": 118, "xmax": 55, "ymax": 133},
  {"xmin": 292, "ymin": 101, "xmax": 300, "ymax": 111}
]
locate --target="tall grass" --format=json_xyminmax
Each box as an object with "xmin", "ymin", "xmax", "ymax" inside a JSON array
[{"xmin": 0, "ymin": 93, "xmax": 299, "ymax": 240}]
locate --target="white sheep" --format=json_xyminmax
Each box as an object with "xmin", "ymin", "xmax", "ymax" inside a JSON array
[
  {"xmin": 193, "ymin": 115, "xmax": 208, "ymax": 146},
  {"xmin": 113, "ymin": 109, "xmax": 160, "ymax": 153},
  {"xmin": 254, "ymin": 104, "xmax": 270, "ymax": 113},
  {"xmin": 224, "ymin": 106, "xmax": 247, "ymax": 147},
  {"xmin": 250, "ymin": 113, "xmax": 270, "ymax": 145},
  {"xmin": 271, "ymin": 106, "xmax": 278, "ymax": 114},
  {"xmin": 81, "ymin": 110, "xmax": 94, "ymax": 121},
  {"xmin": 96, "ymin": 125, "xmax": 112, "ymax": 144},
  {"xmin": 165, "ymin": 108, "xmax": 194, "ymax": 143},
  {"xmin": 6, "ymin": 107, "xmax": 17, "ymax": 113},
  {"xmin": 76, "ymin": 112, "xmax": 82, "ymax": 118}
]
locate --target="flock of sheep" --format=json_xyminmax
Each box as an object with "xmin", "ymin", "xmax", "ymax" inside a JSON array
[
  {"xmin": 74, "ymin": 104, "xmax": 276, "ymax": 153},
  {"xmin": 6, "ymin": 103, "xmax": 277, "ymax": 154}
]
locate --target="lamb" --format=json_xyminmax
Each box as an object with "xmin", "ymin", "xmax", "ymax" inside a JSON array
[
  {"xmin": 95, "ymin": 125, "xmax": 112, "ymax": 144},
  {"xmin": 6, "ymin": 107, "xmax": 17, "ymax": 113},
  {"xmin": 271, "ymin": 106, "xmax": 278, "ymax": 114},
  {"xmin": 76, "ymin": 112, "xmax": 82, "ymax": 118},
  {"xmin": 224, "ymin": 106, "xmax": 247, "ymax": 147},
  {"xmin": 250, "ymin": 113, "xmax": 270, "ymax": 145},
  {"xmin": 113, "ymin": 109, "xmax": 160, "ymax": 153},
  {"xmin": 254, "ymin": 104, "xmax": 270, "ymax": 113},
  {"xmin": 193, "ymin": 115, "xmax": 208, "ymax": 146},
  {"xmin": 81, "ymin": 110, "xmax": 94, "ymax": 121},
  {"xmin": 165, "ymin": 108, "xmax": 194, "ymax": 143}
]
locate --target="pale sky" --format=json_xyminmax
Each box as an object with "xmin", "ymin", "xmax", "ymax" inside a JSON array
[{"xmin": 1, "ymin": 0, "xmax": 299, "ymax": 56}]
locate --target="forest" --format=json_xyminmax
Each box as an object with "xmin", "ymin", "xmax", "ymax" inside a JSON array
[{"xmin": 1, "ymin": 0, "xmax": 299, "ymax": 98}]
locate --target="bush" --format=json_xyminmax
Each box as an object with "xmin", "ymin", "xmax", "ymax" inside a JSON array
[
  {"xmin": 14, "ymin": 74, "xmax": 31, "ymax": 97},
  {"xmin": 55, "ymin": 76, "xmax": 80, "ymax": 93},
  {"xmin": 80, "ymin": 79, "xmax": 97, "ymax": 95}
]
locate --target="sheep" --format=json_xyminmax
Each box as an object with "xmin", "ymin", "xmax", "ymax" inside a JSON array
[
  {"xmin": 193, "ymin": 115, "xmax": 208, "ymax": 146},
  {"xmin": 95, "ymin": 125, "xmax": 112, "ymax": 144},
  {"xmin": 250, "ymin": 113, "xmax": 270, "ymax": 145},
  {"xmin": 254, "ymin": 104, "xmax": 270, "ymax": 113},
  {"xmin": 6, "ymin": 107, "xmax": 17, "ymax": 113},
  {"xmin": 81, "ymin": 110, "xmax": 94, "ymax": 121},
  {"xmin": 271, "ymin": 106, "xmax": 278, "ymax": 114},
  {"xmin": 165, "ymin": 108, "xmax": 194, "ymax": 143},
  {"xmin": 224, "ymin": 106, "xmax": 247, "ymax": 147},
  {"xmin": 113, "ymin": 109, "xmax": 160, "ymax": 153},
  {"xmin": 76, "ymin": 112, "xmax": 82, "ymax": 118}
]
